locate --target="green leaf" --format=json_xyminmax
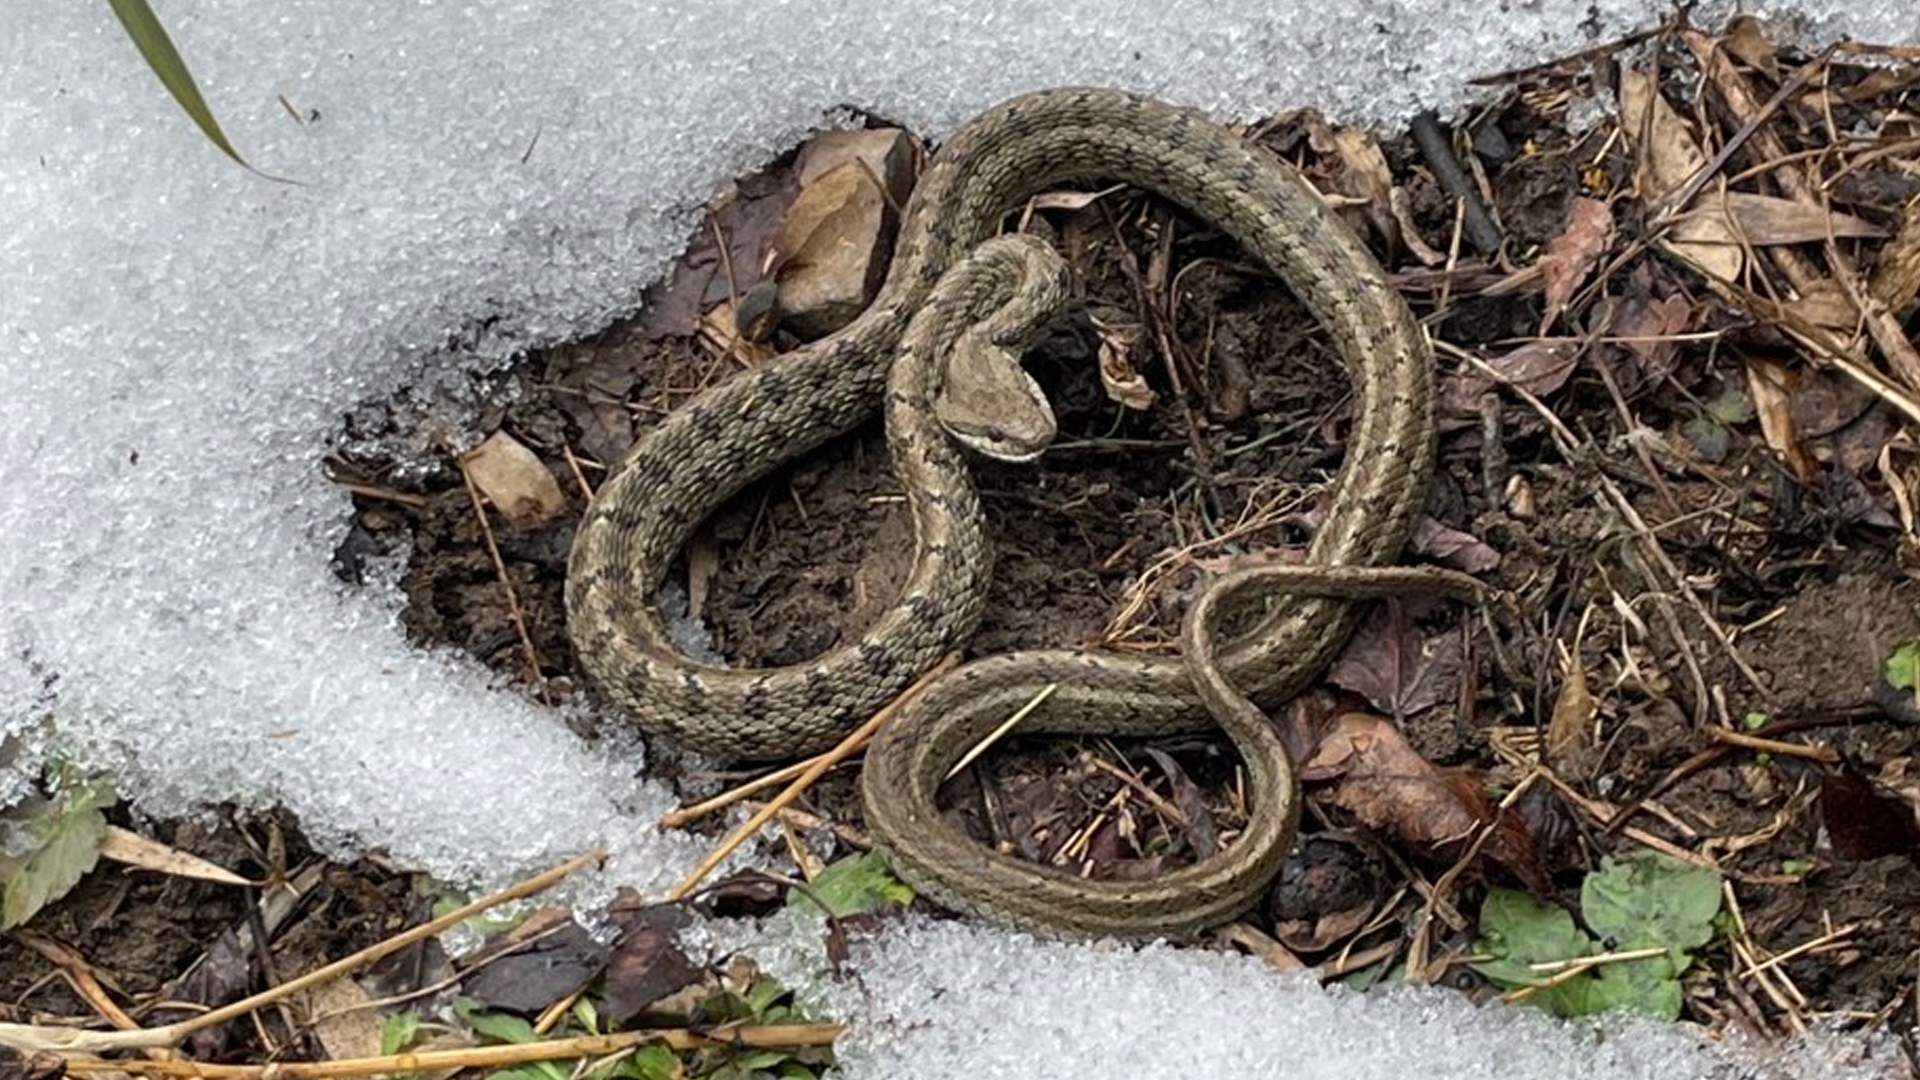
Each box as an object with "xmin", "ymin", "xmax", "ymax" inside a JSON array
[
  {"xmin": 1581, "ymin": 853, "xmax": 1721, "ymax": 968},
  {"xmin": 1590, "ymin": 952, "xmax": 1684, "ymax": 1021},
  {"xmin": 740, "ymin": 977, "xmax": 789, "ymax": 1020},
  {"xmin": 1886, "ymin": 641, "xmax": 1920, "ymax": 690},
  {"xmin": 570, "ymin": 996, "xmax": 600, "ymax": 1035},
  {"xmin": 105, "ymin": 0, "xmax": 268, "ymax": 172},
  {"xmin": 454, "ymin": 998, "xmax": 540, "ymax": 1045},
  {"xmin": 613, "ymin": 1045, "xmax": 681, "ymax": 1080},
  {"xmin": 0, "ymin": 781, "xmax": 114, "ymax": 929},
  {"xmin": 788, "ymin": 852, "xmax": 914, "ymax": 918},
  {"xmin": 1471, "ymin": 887, "xmax": 1598, "ymax": 1017},
  {"xmin": 379, "ymin": 1011, "xmax": 421, "ymax": 1055}
]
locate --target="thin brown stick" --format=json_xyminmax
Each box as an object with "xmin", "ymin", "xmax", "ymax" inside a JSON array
[{"xmin": 459, "ymin": 459, "xmax": 547, "ymax": 697}]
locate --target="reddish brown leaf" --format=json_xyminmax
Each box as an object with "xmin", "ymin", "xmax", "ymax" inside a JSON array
[
  {"xmin": 1538, "ymin": 197, "xmax": 1613, "ymax": 331},
  {"xmin": 1328, "ymin": 601, "xmax": 1464, "ymax": 720}
]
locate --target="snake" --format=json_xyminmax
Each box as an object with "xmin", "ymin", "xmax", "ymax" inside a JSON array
[{"xmin": 566, "ymin": 87, "xmax": 1438, "ymax": 937}]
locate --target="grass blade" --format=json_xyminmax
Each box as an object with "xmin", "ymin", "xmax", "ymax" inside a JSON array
[{"xmin": 105, "ymin": 0, "xmax": 268, "ymax": 174}]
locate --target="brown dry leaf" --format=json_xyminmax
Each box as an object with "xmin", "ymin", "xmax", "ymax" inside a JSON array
[
  {"xmin": 638, "ymin": 171, "xmax": 798, "ymax": 340},
  {"xmin": 1781, "ymin": 278, "xmax": 1865, "ymax": 331},
  {"xmin": 1675, "ymin": 191, "xmax": 1885, "ymax": 246},
  {"xmin": 1618, "ymin": 67, "xmax": 1707, "ymax": 198},
  {"xmin": 1721, "ymin": 15, "xmax": 1780, "ymax": 74},
  {"xmin": 1538, "ymin": 197, "xmax": 1613, "ymax": 331},
  {"xmin": 604, "ymin": 893, "xmax": 705, "ymax": 1025},
  {"xmin": 98, "ymin": 825, "xmax": 252, "ymax": 885},
  {"xmin": 1409, "ymin": 517, "xmax": 1502, "ymax": 573},
  {"xmin": 1545, "ymin": 657, "xmax": 1594, "ymax": 757},
  {"xmin": 1663, "ymin": 200, "xmax": 1745, "ymax": 282},
  {"xmin": 460, "ymin": 431, "xmax": 567, "ymax": 528},
  {"xmin": 1328, "ymin": 603, "xmax": 1464, "ymax": 720},
  {"xmin": 1308, "ymin": 713, "xmax": 1483, "ymax": 847},
  {"xmin": 1870, "ymin": 198, "xmax": 1920, "ymax": 312},
  {"xmin": 1442, "ymin": 339, "xmax": 1580, "ymax": 417},
  {"xmin": 462, "ymin": 911, "xmax": 610, "ymax": 1014},
  {"xmin": 1745, "ymin": 354, "xmax": 1817, "ymax": 482},
  {"xmin": 1619, "ymin": 68, "xmax": 1742, "ymax": 280},
  {"xmin": 300, "ymin": 977, "xmax": 383, "ymax": 1062},
  {"xmin": 1605, "ymin": 286, "xmax": 1691, "ymax": 391},
  {"xmin": 1094, "ymin": 312, "xmax": 1155, "ymax": 411}
]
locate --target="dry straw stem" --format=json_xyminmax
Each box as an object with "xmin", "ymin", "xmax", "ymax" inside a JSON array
[
  {"xmin": 0, "ymin": 850, "xmax": 606, "ymax": 1058},
  {"xmin": 667, "ymin": 653, "xmax": 960, "ymax": 901},
  {"xmin": 61, "ymin": 1024, "xmax": 844, "ymax": 1080}
]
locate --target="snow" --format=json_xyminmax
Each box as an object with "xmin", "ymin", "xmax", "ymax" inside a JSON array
[{"xmin": 2, "ymin": 0, "xmax": 1913, "ymax": 1076}]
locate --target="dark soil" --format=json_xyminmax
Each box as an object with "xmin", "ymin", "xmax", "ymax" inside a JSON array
[{"xmin": 8, "ymin": 18, "xmax": 1920, "ymax": 1074}]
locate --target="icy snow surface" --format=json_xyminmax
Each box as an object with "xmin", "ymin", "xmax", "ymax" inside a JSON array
[{"xmin": 2, "ymin": 0, "xmax": 1913, "ymax": 1076}]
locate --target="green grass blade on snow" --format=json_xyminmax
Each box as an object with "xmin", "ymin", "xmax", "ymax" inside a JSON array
[{"xmin": 106, "ymin": 0, "xmax": 276, "ymax": 176}]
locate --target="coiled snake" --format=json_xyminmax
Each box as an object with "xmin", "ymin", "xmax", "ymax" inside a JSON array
[{"xmin": 566, "ymin": 88, "xmax": 1439, "ymax": 938}]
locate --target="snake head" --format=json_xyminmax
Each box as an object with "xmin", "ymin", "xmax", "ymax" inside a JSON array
[{"xmin": 933, "ymin": 335, "xmax": 1058, "ymax": 462}]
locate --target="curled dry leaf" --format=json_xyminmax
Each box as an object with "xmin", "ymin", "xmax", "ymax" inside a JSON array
[
  {"xmin": 1309, "ymin": 713, "xmax": 1548, "ymax": 889},
  {"xmin": 459, "ymin": 431, "xmax": 567, "ymax": 528},
  {"xmin": 1308, "ymin": 713, "xmax": 1483, "ymax": 848},
  {"xmin": 1537, "ymin": 197, "xmax": 1613, "ymax": 332},
  {"xmin": 1745, "ymin": 354, "xmax": 1817, "ymax": 482},
  {"xmin": 1093, "ymin": 310, "xmax": 1155, "ymax": 411}
]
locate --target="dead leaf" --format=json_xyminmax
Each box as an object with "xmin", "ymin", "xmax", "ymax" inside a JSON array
[
  {"xmin": 1675, "ymin": 191, "xmax": 1885, "ymax": 246},
  {"xmin": 1618, "ymin": 67, "xmax": 1707, "ymax": 199},
  {"xmin": 1309, "ymin": 713, "xmax": 1483, "ymax": 847},
  {"xmin": 1546, "ymin": 657, "xmax": 1594, "ymax": 758},
  {"xmin": 1604, "ymin": 285, "xmax": 1691, "ymax": 393},
  {"xmin": 637, "ymin": 170, "xmax": 798, "ymax": 340},
  {"xmin": 461, "ymin": 911, "xmax": 610, "ymax": 1015},
  {"xmin": 1093, "ymin": 311, "xmax": 1154, "ymax": 411},
  {"xmin": 1538, "ymin": 197, "xmax": 1613, "ymax": 331},
  {"xmin": 1450, "ymin": 340, "xmax": 1582, "ymax": 415},
  {"xmin": 1822, "ymin": 763, "xmax": 1920, "ymax": 860},
  {"xmin": 1328, "ymin": 602, "xmax": 1464, "ymax": 719},
  {"xmin": 1310, "ymin": 714, "xmax": 1548, "ymax": 889},
  {"xmin": 603, "ymin": 893, "xmax": 706, "ymax": 1025},
  {"xmin": 1409, "ymin": 517, "xmax": 1502, "ymax": 574},
  {"xmin": 1619, "ymin": 68, "xmax": 1742, "ymax": 279},
  {"xmin": 99, "ymin": 826, "xmax": 252, "ymax": 885},
  {"xmin": 460, "ymin": 432, "xmax": 567, "ymax": 528},
  {"xmin": 301, "ymin": 977, "xmax": 383, "ymax": 1061},
  {"xmin": 1870, "ymin": 198, "xmax": 1920, "ymax": 312},
  {"xmin": 1722, "ymin": 16, "xmax": 1781, "ymax": 74},
  {"xmin": 1745, "ymin": 354, "xmax": 1817, "ymax": 483}
]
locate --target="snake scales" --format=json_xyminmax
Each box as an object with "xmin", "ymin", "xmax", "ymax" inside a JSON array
[{"xmin": 566, "ymin": 87, "xmax": 1437, "ymax": 938}]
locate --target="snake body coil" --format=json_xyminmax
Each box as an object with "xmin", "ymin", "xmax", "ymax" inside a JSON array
[{"xmin": 566, "ymin": 88, "xmax": 1436, "ymax": 937}]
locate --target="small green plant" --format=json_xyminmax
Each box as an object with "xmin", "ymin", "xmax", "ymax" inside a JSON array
[
  {"xmin": 1474, "ymin": 852, "xmax": 1722, "ymax": 1020},
  {"xmin": 1885, "ymin": 640, "xmax": 1919, "ymax": 690},
  {"xmin": 786, "ymin": 851, "xmax": 915, "ymax": 918},
  {"xmin": 0, "ymin": 769, "xmax": 115, "ymax": 928}
]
